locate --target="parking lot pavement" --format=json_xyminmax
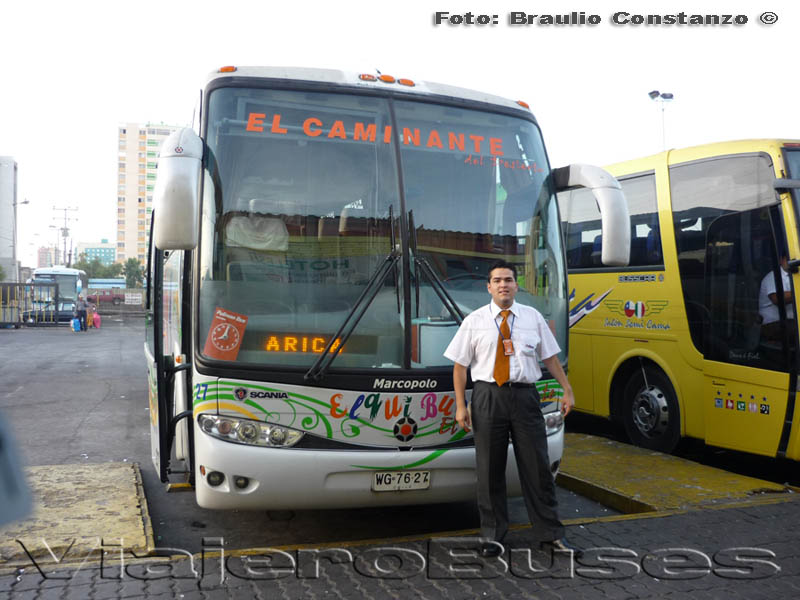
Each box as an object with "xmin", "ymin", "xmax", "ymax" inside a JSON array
[
  {"xmin": 3, "ymin": 317, "xmax": 799, "ymax": 598},
  {"xmin": 2, "ymin": 423, "xmax": 798, "ymax": 598},
  {"xmin": 2, "ymin": 496, "xmax": 798, "ymax": 599}
]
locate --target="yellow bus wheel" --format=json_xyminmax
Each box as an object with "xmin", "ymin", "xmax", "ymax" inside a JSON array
[{"xmin": 622, "ymin": 365, "xmax": 680, "ymax": 453}]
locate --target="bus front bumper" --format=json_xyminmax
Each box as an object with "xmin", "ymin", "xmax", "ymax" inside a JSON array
[{"xmin": 193, "ymin": 418, "xmax": 564, "ymax": 510}]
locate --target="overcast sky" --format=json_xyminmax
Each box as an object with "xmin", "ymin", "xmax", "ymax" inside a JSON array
[{"xmin": 2, "ymin": 0, "xmax": 797, "ymax": 266}]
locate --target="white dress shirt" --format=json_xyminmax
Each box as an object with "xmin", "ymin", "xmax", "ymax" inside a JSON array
[
  {"xmin": 759, "ymin": 267, "xmax": 794, "ymax": 325},
  {"xmin": 444, "ymin": 300, "xmax": 561, "ymax": 384}
]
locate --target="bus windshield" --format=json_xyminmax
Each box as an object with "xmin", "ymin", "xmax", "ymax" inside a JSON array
[
  {"xmin": 32, "ymin": 272, "xmax": 82, "ymax": 306},
  {"xmin": 198, "ymin": 86, "xmax": 566, "ymax": 370}
]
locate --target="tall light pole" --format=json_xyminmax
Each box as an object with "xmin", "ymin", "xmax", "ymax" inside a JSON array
[
  {"xmin": 52, "ymin": 206, "xmax": 78, "ymax": 267},
  {"xmin": 648, "ymin": 90, "xmax": 674, "ymax": 151},
  {"xmin": 12, "ymin": 198, "xmax": 30, "ymax": 282}
]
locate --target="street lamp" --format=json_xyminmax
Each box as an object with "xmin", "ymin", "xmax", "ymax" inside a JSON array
[
  {"xmin": 648, "ymin": 90, "xmax": 674, "ymax": 151},
  {"xmin": 11, "ymin": 198, "xmax": 30, "ymax": 282}
]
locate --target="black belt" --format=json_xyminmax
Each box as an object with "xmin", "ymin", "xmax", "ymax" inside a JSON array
[{"xmin": 479, "ymin": 381, "xmax": 535, "ymax": 388}]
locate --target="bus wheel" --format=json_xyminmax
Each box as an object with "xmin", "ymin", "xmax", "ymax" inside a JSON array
[{"xmin": 622, "ymin": 366, "xmax": 680, "ymax": 453}]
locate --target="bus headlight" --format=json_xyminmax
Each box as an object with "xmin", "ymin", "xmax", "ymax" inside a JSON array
[
  {"xmin": 545, "ymin": 411, "xmax": 563, "ymax": 436},
  {"xmin": 237, "ymin": 422, "xmax": 259, "ymax": 443},
  {"xmin": 198, "ymin": 415, "xmax": 304, "ymax": 448}
]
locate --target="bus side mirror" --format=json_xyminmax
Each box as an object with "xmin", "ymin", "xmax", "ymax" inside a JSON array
[
  {"xmin": 153, "ymin": 128, "xmax": 203, "ymax": 250},
  {"xmin": 553, "ymin": 164, "xmax": 631, "ymax": 267}
]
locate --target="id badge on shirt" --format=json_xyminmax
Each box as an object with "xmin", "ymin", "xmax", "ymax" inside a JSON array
[{"xmin": 503, "ymin": 339, "xmax": 515, "ymax": 356}]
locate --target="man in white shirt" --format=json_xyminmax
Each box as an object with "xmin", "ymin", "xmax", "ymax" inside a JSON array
[
  {"xmin": 444, "ymin": 260, "xmax": 579, "ymax": 559},
  {"xmin": 759, "ymin": 255, "xmax": 795, "ymax": 343}
]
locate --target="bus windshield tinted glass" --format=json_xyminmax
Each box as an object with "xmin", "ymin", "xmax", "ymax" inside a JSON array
[
  {"xmin": 395, "ymin": 100, "xmax": 566, "ymax": 366},
  {"xmin": 198, "ymin": 87, "xmax": 565, "ymax": 368}
]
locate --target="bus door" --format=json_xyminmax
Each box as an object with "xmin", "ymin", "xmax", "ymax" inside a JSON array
[
  {"xmin": 701, "ymin": 205, "xmax": 797, "ymax": 457},
  {"xmin": 777, "ymin": 144, "xmax": 800, "ymax": 459},
  {"xmin": 145, "ymin": 242, "xmax": 169, "ymax": 481},
  {"xmin": 145, "ymin": 237, "xmax": 192, "ymax": 482}
]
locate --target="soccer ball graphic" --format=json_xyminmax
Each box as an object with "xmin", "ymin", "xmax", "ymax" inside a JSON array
[{"xmin": 393, "ymin": 417, "xmax": 418, "ymax": 442}]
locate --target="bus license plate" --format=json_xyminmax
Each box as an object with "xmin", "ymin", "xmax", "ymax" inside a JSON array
[{"xmin": 372, "ymin": 470, "xmax": 430, "ymax": 492}]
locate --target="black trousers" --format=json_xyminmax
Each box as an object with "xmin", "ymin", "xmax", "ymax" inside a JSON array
[{"xmin": 471, "ymin": 380, "xmax": 564, "ymax": 543}]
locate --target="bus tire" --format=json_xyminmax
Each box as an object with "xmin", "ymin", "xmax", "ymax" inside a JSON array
[
  {"xmin": 622, "ymin": 365, "xmax": 680, "ymax": 453},
  {"xmin": 113, "ymin": 298, "xmax": 122, "ymax": 305}
]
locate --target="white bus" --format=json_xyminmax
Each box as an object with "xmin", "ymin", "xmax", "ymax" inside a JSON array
[
  {"xmin": 28, "ymin": 266, "xmax": 88, "ymax": 323},
  {"xmin": 146, "ymin": 66, "xmax": 629, "ymax": 509}
]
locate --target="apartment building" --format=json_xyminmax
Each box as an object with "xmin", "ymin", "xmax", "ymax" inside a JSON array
[
  {"xmin": 0, "ymin": 157, "xmax": 19, "ymax": 281},
  {"xmin": 37, "ymin": 246, "xmax": 58, "ymax": 268},
  {"xmin": 117, "ymin": 123, "xmax": 183, "ymax": 264},
  {"xmin": 76, "ymin": 239, "xmax": 116, "ymax": 265}
]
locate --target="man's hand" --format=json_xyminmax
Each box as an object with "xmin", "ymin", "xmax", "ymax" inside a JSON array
[
  {"xmin": 560, "ymin": 388, "xmax": 575, "ymax": 418},
  {"xmin": 453, "ymin": 363, "xmax": 470, "ymax": 432},
  {"xmin": 456, "ymin": 403, "xmax": 471, "ymax": 432}
]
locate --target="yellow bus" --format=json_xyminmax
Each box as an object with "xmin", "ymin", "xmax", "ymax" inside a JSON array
[{"xmin": 560, "ymin": 139, "xmax": 800, "ymax": 459}]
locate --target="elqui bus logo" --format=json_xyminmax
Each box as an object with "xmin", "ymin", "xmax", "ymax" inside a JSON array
[
  {"xmin": 234, "ymin": 387, "xmax": 248, "ymax": 400},
  {"xmin": 604, "ymin": 299, "xmax": 668, "ymax": 318},
  {"xmin": 393, "ymin": 417, "xmax": 418, "ymax": 442}
]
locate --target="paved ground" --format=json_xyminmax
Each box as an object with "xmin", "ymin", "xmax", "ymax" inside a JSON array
[
  {"xmin": 3, "ymin": 318, "xmax": 800, "ymax": 598},
  {"xmin": 2, "ymin": 497, "xmax": 798, "ymax": 598},
  {"xmin": 0, "ymin": 319, "xmax": 616, "ymax": 564}
]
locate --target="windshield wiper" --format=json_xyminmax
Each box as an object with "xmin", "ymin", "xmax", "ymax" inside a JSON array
[
  {"xmin": 408, "ymin": 210, "xmax": 465, "ymax": 324},
  {"xmin": 305, "ymin": 246, "xmax": 401, "ymax": 383},
  {"xmin": 389, "ymin": 205, "xmax": 401, "ymax": 314}
]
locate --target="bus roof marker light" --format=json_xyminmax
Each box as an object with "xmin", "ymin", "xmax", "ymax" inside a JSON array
[
  {"xmin": 398, "ymin": 78, "xmax": 415, "ymax": 87},
  {"xmin": 517, "ymin": 100, "xmax": 530, "ymax": 109},
  {"xmin": 359, "ymin": 74, "xmax": 377, "ymax": 82},
  {"xmin": 219, "ymin": 66, "xmax": 237, "ymax": 73},
  {"xmin": 378, "ymin": 74, "xmax": 396, "ymax": 84}
]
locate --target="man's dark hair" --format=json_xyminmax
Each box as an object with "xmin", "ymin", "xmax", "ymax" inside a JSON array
[{"xmin": 487, "ymin": 260, "xmax": 517, "ymax": 282}]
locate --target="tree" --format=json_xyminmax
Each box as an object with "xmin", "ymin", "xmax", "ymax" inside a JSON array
[
  {"xmin": 103, "ymin": 262, "xmax": 123, "ymax": 279},
  {"xmin": 123, "ymin": 258, "xmax": 144, "ymax": 289},
  {"xmin": 73, "ymin": 255, "xmax": 124, "ymax": 279},
  {"xmin": 73, "ymin": 256, "xmax": 105, "ymax": 279}
]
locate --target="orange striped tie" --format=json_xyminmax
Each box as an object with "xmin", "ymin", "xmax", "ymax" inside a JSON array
[{"xmin": 493, "ymin": 310, "xmax": 511, "ymax": 386}]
